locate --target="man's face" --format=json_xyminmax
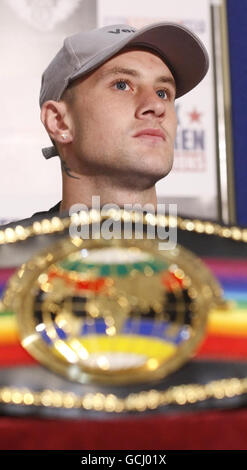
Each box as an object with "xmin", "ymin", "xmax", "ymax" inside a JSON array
[{"xmin": 66, "ymin": 48, "xmax": 177, "ymax": 189}]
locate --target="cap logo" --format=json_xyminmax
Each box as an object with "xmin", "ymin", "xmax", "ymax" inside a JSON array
[{"xmin": 108, "ymin": 28, "xmax": 136, "ymax": 34}]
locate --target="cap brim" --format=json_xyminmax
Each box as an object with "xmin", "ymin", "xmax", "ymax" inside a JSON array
[{"xmin": 128, "ymin": 22, "xmax": 209, "ymax": 98}]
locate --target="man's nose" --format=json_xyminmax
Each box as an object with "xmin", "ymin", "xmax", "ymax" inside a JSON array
[{"xmin": 135, "ymin": 88, "xmax": 166, "ymax": 120}]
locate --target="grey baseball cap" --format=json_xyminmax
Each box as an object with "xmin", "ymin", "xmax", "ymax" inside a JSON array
[{"xmin": 41, "ymin": 22, "xmax": 209, "ymax": 159}]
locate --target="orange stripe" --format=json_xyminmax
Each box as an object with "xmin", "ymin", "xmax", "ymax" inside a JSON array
[
  {"xmin": 207, "ymin": 308, "xmax": 247, "ymax": 336},
  {"xmin": 1, "ymin": 332, "xmax": 247, "ymax": 367}
]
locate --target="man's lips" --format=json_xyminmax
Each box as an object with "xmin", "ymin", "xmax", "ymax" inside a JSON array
[{"xmin": 133, "ymin": 128, "xmax": 166, "ymax": 141}]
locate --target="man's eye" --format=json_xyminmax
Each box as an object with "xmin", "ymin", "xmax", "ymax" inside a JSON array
[
  {"xmin": 156, "ymin": 89, "xmax": 168, "ymax": 99},
  {"xmin": 114, "ymin": 80, "xmax": 130, "ymax": 91}
]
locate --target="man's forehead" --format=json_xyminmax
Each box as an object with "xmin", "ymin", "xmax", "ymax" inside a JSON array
[{"xmin": 94, "ymin": 48, "xmax": 176, "ymax": 83}]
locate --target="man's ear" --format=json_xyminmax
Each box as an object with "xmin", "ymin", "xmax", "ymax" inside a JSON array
[{"xmin": 40, "ymin": 100, "xmax": 73, "ymax": 145}]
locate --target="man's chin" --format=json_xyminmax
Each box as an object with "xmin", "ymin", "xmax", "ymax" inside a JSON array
[
  {"xmin": 125, "ymin": 165, "xmax": 173, "ymax": 189},
  {"xmin": 138, "ymin": 160, "xmax": 173, "ymax": 181}
]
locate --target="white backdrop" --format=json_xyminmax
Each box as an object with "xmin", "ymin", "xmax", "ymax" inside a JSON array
[
  {"xmin": 0, "ymin": 0, "xmax": 96, "ymax": 224},
  {"xmin": 0, "ymin": 0, "xmax": 218, "ymax": 224}
]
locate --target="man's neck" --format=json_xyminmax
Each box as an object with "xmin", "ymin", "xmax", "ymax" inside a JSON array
[{"xmin": 60, "ymin": 173, "xmax": 157, "ymax": 213}]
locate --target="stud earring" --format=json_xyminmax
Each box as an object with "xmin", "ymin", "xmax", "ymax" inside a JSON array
[{"xmin": 61, "ymin": 133, "xmax": 67, "ymax": 140}]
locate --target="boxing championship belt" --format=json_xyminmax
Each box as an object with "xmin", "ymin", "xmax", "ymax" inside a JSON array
[{"xmin": 1, "ymin": 210, "xmax": 247, "ymax": 418}]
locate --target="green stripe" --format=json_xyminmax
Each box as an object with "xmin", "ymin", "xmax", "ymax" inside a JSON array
[
  {"xmin": 60, "ymin": 258, "xmax": 168, "ymax": 277},
  {"xmin": 0, "ymin": 309, "xmax": 15, "ymax": 318},
  {"xmin": 235, "ymin": 300, "xmax": 247, "ymax": 309}
]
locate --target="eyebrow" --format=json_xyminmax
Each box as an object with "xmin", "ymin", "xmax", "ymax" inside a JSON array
[{"xmin": 97, "ymin": 66, "xmax": 176, "ymax": 90}]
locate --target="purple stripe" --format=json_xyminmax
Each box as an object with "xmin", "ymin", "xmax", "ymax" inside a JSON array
[
  {"xmin": 202, "ymin": 258, "xmax": 247, "ymax": 277},
  {"xmin": 0, "ymin": 268, "xmax": 17, "ymax": 283}
]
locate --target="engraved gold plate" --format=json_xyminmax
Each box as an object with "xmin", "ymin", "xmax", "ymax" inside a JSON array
[{"xmin": 3, "ymin": 213, "xmax": 223, "ymax": 385}]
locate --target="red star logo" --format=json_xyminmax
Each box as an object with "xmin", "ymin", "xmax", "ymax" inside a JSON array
[{"xmin": 188, "ymin": 108, "xmax": 202, "ymax": 123}]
